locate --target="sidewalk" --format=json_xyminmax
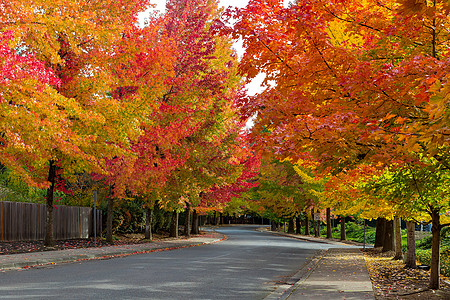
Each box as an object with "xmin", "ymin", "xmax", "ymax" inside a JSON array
[
  {"xmin": 0, "ymin": 233, "xmax": 225, "ymax": 271},
  {"xmin": 263, "ymin": 230, "xmax": 375, "ymax": 300},
  {"xmin": 285, "ymin": 248, "xmax": 375, "ymax": 299}
]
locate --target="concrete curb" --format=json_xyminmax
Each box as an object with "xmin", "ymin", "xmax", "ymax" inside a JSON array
[
  {"xmin": 257, "ymin": 228, "xmax": 371, "ymax": 247},
  {"xmin": 263, "ymin": 249, "xmax": 328, "ymax": 300}
]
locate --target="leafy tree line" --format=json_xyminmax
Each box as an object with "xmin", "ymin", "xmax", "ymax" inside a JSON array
[
  {"xmin": 0, "ymin": 0, "xmax": 260, "ymax": 245},
  {"xmin": 224, "ymin": 0, "xmax": 450, "ymax": 290}
]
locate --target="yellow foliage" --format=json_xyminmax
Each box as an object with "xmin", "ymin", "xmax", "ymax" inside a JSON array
[{"xmin": 327, "ymin": 20, "xmax": 363, "ymax": 48}]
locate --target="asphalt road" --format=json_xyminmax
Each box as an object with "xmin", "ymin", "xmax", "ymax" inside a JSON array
[{"xmin": 0, "ymin": 225, "xmax": 346, "ymax": 299}]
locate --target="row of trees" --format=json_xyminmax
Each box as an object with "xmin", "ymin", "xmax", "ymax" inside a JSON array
[
  {"xmin": 0, "ymin": 0, "xmax": 260, "ymax": 248},
  {"xmin": 224, "ymin": 0, "xmax": 449, "ymax": 290}
]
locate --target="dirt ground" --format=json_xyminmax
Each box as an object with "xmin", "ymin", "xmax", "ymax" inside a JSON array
[
  {"xmin": 364, "ymin": 249, "xmax": 450, "ymax": 299},
  {"xmin": 0, "ymin": 232, "xmax": 173, "ymax": 255}
]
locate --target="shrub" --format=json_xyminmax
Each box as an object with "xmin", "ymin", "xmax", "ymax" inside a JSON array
[
  {"xmin": 343, "ymin": 221, "xmax": 376, "ymax": 244},
  {"xmin": 416, "ymin": 246, "xmax": 450, "ymax": 277},
  {"xmin": 321, "ymin": 221, "xmax": 377, "ymax": 244},
  {"xmin": 416, "ymin": 227, "xmax": 450, "ymax": 250},
  {"xmin": 416, "ymin": 235, "xmax": 433, "ymax": 250}
]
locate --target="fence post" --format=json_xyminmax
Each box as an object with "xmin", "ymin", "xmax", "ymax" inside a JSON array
[{"xmin": 94, "ymin": 191, "xmax": 97, "ymax": 247}]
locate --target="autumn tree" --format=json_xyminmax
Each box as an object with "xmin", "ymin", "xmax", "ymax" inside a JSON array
[
  {"xmin": 0, "ymin": 0, "xmax": 153, "ymax": 246},
  {"xmin": 199, "ymin": 141, "xmax": 260, "ymax": 229},
  {"xmin": 111, "ymin": 0, "xmax": 246, "ymax": 238},
  {"xmin": 367, "ymin": 162, "xmax": 449, "ymax": 268},
  {"xmin": 246, "ymin": 157, "xmax": 306, "ymax": 230}
]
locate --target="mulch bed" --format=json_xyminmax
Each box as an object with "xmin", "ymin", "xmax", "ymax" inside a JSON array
[
  {"xmin": 364, "ymin": 248, "xmax": 450, "ymax": 299},
  {"xmin": 0, "ymin": 232, "xmax": 185, "ymax": 255}
]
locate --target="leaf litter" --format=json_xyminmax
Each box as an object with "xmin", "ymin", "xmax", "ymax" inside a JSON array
[
  {"xmin": 0, "ymin": 231, "xmax": 214, "ymax": 255},
  {"xmin": 364, "ymin": 249, "xmax": 450, "ymax": 299}
]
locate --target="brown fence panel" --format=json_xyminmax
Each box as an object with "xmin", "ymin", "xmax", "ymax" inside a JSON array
[
  {"xmin": 38, "ymin": 204, "xmax": 46, "ymax": 240},
  {"xmin": 54, "ymin": 205, "xmax": 63, "ymax": 240},
  {"xmin": 4, "ymin": 202, "xmax": 16, "ymax": 241},
  {"xmin": 0, "ymin": 201, "xmax": 101, "ymax": 242},
  {"xmin": 22, "ymin": 203, "xmax": 33, "ymax": 240}
]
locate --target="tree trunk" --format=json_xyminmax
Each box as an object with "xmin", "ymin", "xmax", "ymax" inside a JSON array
[
  {"xmin": 382, "ymin": 219, "xmax": 394, "ymax": 252},
  {"xmin": 271, "ymin": 221, "xmax": 277, "ymax": 231},
  {"xmin": 213, "ymin": 211, "xmax": 218, "ymax": 225},
  {"xmin": 170, "ymin": 210, "xmax": 179, "ymax": 238},
  {"xmin": 144, "ymin": 206, "xmax": 153, "ymax": 240},
  {"xmin": 288, "ymin": 217, "xmax": 295, "ymax": 234},
  {"xmin": 374, "ymin": 217, "xmax": 386, "ymax": 248},
  {"xmin": 296, "ymin": 215, "xmax": 301, "ymax": 234},
  {"xmin": 340, "ymin": 216, "xmax": 346, "ymax": 240},
  {"xmin": 313, "ymin": 212, "xmax": 320, "ymax": 237},
  {"xmin": 316, "ymin": 219, "xmax": 321, "ymax": 237},
  {"xmin": 44, "ymin": 160, "xmax": 57, "ymax": 247},
  {"xmin": 312, "ymin": 208, "xmax": 319, "ymax": 237},
  {"xmin": 429, "ymin": 209, "xmax": 441, "ymax": 290},
  {"xmin": 184, "ymin": 202, "xmax": 191, "ymax": 237},
  {"xmin": 393, "ymin": 216, "xmax": 403, "ymax": 260},
  {"xmin": 326, "ymin": 208, "xmax": 332, "ymax": 239},
  {"xmin": 106, "ymin": 195, "xmax": 114, "ymax": 243},
  {"xmin": 191, "ymin": 209, "xmax": 199, "ymax": 235},
  {"xmin": 405, "ymin": 221, "xmax": 417, "ymax": 269},
  {"xmin": 305, "ymin": 211, "xmax": 310, "ymax": 235}
]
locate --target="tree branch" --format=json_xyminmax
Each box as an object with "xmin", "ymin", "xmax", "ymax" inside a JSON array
[{"xmin": 252, "ymin": 30, "xmax": 297, "ymax": 75}]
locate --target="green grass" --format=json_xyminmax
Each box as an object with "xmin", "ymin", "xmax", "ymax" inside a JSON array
[{"xmin": 321, "ymin": 221, "xmax": 377, "ymax": 244}]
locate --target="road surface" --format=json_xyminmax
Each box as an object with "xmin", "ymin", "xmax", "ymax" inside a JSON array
[{"xmin": 0, "ymin": 225, "xmax": 350, "ymax": 299}]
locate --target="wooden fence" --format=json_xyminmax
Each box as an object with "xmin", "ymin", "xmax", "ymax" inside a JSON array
[{"xmin": 0, "ymin": 201, "xmax": 102, "ymax": 242}]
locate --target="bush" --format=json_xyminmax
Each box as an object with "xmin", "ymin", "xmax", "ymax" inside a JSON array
[
  {"xmin": 337, "ymin": 221, "xmax": 377, "ymax": 244},
  {"xmin": 101, "ymin": 198, "xmax": 146, "ymax": 234},
  {"xmin": 318, "ymin": 220, "xmax": 377, "ymax": 244},
  {"xmin": 416, "ymin": 227, "xmax": 450, "ymax": 250},
  {"xmin": 416, "ymin": 246, "xmax": 450, "ymax": 277},
  {"xmin": 416, "ymin": 235, "xmax": 432, "ymax": 250},
  {"xmin": 415, "ymin": 227, "xmax": 450, "ymax": 277},
  {"xmin": 349, "ymin": 223, "xmax": 376, "ymax": 244},
  {"xmin": 151, "ymin": 205, "xmax": 172, "ymax": 233},
  {"xmin": 416, "ymin": 249, "xmax": 432, "ymax": 266}
]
